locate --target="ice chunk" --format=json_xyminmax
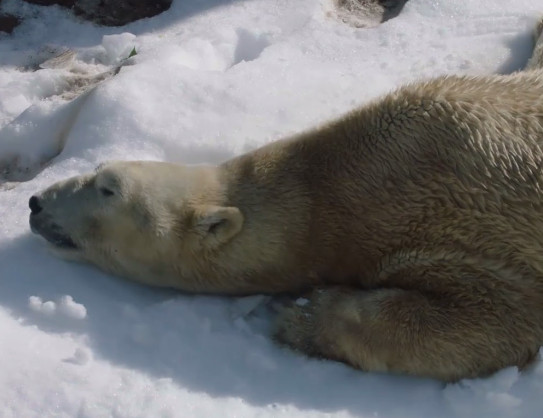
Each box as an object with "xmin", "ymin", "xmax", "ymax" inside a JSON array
[
  {"xmin": 28, "ymin": 296, "xmax": 57, "ymax": 316},
  {"xmin": 58, "ymin": 295, "xmax": 87, "ymax": 320},
  {"xmin": 101, "ymin": 33, "xmax": 137, "ymax": 65}
]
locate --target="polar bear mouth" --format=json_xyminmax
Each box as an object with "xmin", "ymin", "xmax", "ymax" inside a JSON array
[{"xmin": 29, "ymin": 215, "xmax": 78, "ymax": 250}]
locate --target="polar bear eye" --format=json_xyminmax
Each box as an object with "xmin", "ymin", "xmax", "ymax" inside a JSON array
[{"xmin": 99, "ymin": 187, "xmax": 115, "ymax": 197}]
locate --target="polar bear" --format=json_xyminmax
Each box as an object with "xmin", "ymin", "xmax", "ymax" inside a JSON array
[{"xmin": 29, "ymin": 22, "xmax": 543, "ymax": 381}]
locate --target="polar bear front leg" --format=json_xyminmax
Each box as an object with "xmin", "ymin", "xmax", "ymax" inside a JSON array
[{"xmin": 274, "ymin": 273, "xmax": 539, "ymax": 381}]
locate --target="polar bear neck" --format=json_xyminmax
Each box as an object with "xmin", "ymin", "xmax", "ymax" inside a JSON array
[{"xmin": 212, "ymin": 122, "xmax": 378, "ymax": 293}]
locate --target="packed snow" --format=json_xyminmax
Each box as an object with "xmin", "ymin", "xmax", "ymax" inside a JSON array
[{"xmin": 1, "ymin": 0, "xmax": 543, "ymax": 416}]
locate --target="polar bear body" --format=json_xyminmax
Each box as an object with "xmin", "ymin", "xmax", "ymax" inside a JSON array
[{"xmin": 29, "ymin": 27, "xmax": 543, "ymax": 381}]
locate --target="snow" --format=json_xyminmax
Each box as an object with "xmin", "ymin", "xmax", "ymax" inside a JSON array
[
  {"xmin": 1, "ymin": 0, "xmax": 542, "ymax": 416},
  {"xmin": 296, "ymin": 297, "xmax": 310, "ymax": 307}
]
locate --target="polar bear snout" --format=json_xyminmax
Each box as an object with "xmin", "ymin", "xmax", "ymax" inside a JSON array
[
  {"xmin": 28, "ymin": 184, "xmax": 82, "ymax": 251},
  {"xmin": 29, "ymin": 195, "xmax": 43, "ymax": 215},
  {"xmin": 29, "ymin": 198, "xmax": 78, "ymax": 250},
  {"xmin": 28, "ymin": 194, "xmax": 47, "ymax": 233}
]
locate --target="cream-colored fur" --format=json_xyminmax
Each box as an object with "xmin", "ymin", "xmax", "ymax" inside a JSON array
[{"xmin": 29, "ymin": 20, "xmax": 543, "ymax": 381}]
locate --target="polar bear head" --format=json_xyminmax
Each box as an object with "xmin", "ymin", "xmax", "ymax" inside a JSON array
[{"xmin": 28, "ymin": 161, "xmax": 244, "ymax": 290}]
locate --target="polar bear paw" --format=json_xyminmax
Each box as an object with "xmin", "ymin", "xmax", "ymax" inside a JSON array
[{"xmin": 273, "ymin": 287, "xmax": 341, "ymax": 358}]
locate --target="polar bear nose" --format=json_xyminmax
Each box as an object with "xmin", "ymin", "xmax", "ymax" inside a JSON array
[{"xmin": 29, "ymin": 195, "xmax": 43, "ymax": 215}]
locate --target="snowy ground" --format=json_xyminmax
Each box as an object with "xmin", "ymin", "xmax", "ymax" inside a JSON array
[{"xmin": 1, "ymin": 0, "xmax": 543, "ymax": 416}]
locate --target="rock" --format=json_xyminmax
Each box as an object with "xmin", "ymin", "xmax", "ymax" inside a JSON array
[
  {"xmin": 23, "ymin": 0, "xmax": 75, "ymax": 6},
  {"xmin": 22, "ymin": 0, "xmax": 172, "ymax": 26},
  {"xmin": 74, "ymin": 0, "xmax": 172, "ymax": 26},
  {"xmin": 380, "ymin": 0, "xmax": 409, "ymax": 22},
  {"xmin": 0, "ymin": 13, "xmax": 22, "ymax": 34},
  {"xmin": 335, "ymin": 0, "xmax": 409, "ymax": 28}
]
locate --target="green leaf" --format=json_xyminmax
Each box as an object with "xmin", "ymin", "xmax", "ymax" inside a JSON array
[{"xmin": 127, "ymin": 47, "xmax": 137, "ymax": 59}]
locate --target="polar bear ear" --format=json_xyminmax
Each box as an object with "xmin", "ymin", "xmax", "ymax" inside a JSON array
[{"xmin": 193, "ymin": 205, "xmax": 244, "ymax": 246}]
